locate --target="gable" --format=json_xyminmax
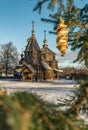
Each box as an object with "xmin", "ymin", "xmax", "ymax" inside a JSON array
[
  {"xmin": 22, "ymin": 67, "xmax": 31, "ymax": 73},
  {"xmin": 41, "ymin": 47, "xmax": 56, "ymax": 55}
]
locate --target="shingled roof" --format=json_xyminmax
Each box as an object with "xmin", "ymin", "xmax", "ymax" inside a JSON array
[
  {"xmin": 25, "ymin": 30, "xmax": 40, "ymax": 52},
  {"xmin": 41, "ymin": 46, "xmax": 56, "ymax": 54},
  {"xmin": 16, "ymin": 62, "xmax": 36, "ymax": 74},
  {"xmin": 41, "ymin": 61, "xmax": 52, "ymax": 70},
  {"xmin": 23, "ymin": 62, "xmax": 36, "ymax": 73}
]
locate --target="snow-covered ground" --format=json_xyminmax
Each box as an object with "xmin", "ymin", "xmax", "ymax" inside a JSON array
[
  {"xmin": 0, "ymin": 79, "xmax": 78, "ymax": 104},
  {"xmin": 0, "ymin": 78, "xmax": 88, "ymax": 124}
]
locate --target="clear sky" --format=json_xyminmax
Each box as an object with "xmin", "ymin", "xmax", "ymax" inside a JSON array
[{"xmin": 0, "ymin": 0, "xmax": 87, "ymax": 68}]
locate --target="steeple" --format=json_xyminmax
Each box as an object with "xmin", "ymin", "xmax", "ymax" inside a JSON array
[
  {"xmin": 43, "ymin": 30, "xmax": 48, "ymax": 47},
  {"xmin": 24, "ymin": 21, "xmax": 41, "ymax": 64},
  {"xmin": 31, "ymin": 21, "xmax": 35, "ymax": 35},
  {"xmin": 25, "ymin": 21, "xmax": 40, "ymax": 52}
]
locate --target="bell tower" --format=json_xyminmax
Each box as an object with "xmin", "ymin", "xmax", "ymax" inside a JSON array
[{"xmin": 24, "ymin": 21, "xmax": 41, "ymax": 65}]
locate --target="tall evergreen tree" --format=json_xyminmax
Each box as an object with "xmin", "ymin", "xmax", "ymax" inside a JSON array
[
  {"xmin": 33, "ymin": 1, "xmax": 88, "ymax": 128},
  {"xmin": 33, "ymin": 0, "xmax": 88, "ymax": 68}
]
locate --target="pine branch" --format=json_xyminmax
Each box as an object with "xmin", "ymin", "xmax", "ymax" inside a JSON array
[
  {"xmin": 33, "ymin": 0, "xmax": 48, "ymax": 13},
  {"xmin": 41, "ymin": 18, "xmax": 58, "ymax": 24},
  {"xmin": 58, "ymin": 112, "xmax": 80, "ymax": 130},
  {"xmin": 49, "ymin": 31, "xmax": 56, "ymax": 34},
  {"xmin": 70, "ymin": 81, "xmax": 88, "ymax": 118}
]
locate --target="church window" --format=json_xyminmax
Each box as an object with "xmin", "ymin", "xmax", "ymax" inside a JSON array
[{"xmin": 49, "ymin": 61, "xmax": 52, "ymax": 67}]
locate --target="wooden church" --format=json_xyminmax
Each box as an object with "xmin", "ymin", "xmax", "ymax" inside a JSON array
[{"xmin": 15, "ymin": 22, "xmax": 59, "ymax": 81}]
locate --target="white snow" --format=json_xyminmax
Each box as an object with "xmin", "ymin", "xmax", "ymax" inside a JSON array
[
  {"xmin": 0, "ymin": 79, "xmax": 78, "ymax": 104},
  {"xmin": 0, "ymin": 79, "xmax": 88, "ymax": 124}
]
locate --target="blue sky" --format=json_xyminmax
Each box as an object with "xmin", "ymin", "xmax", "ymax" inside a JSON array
[{"xmin": 0, "ymin": 0, "xmax": 87, "ymax": 68}]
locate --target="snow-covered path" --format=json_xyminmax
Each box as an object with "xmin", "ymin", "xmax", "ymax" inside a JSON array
[{"xmin": 0, "ymin": 79, "xmax": 78, "ymax": 104}]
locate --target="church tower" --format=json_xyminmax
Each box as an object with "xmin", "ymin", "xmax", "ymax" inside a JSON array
[
  {"xmin": 41, "ymin": 31, "xmax": 58, "ymax": 69},
  {"xmin": 24, "ymin": 21, "xmax": 41, "ymax": 66}
]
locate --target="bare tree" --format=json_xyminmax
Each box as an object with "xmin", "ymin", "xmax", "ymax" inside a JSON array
[{"xmin": 0, "ymin": 42, "xmax": 19, "ymax": 77}]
